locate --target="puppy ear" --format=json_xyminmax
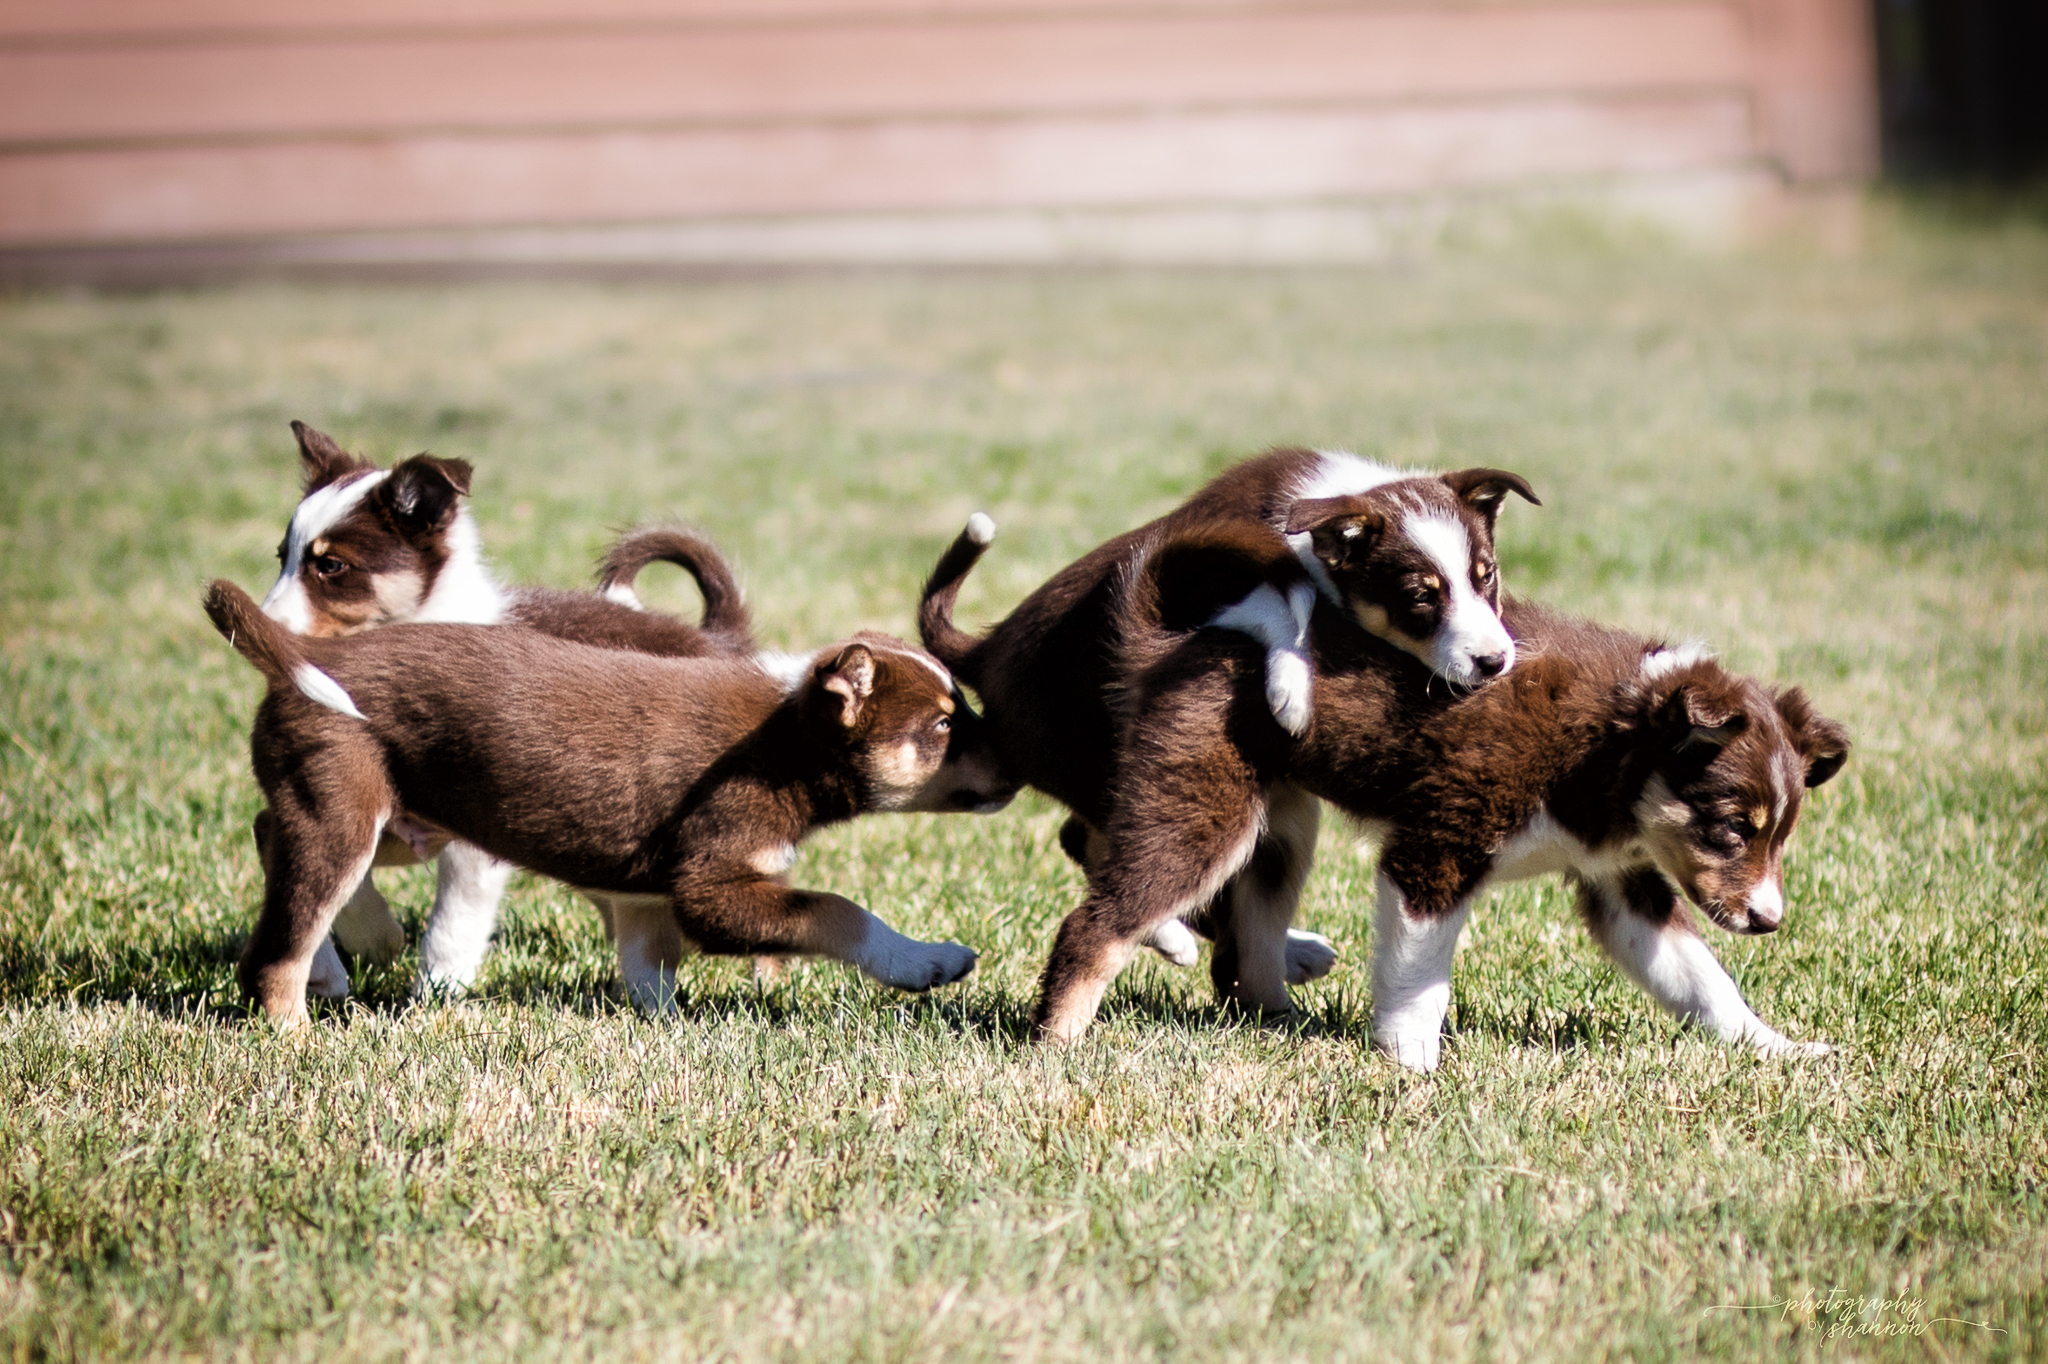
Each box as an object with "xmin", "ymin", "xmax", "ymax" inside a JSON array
[
  {"xmin": 1286, "ymin": 497, "xmax": 1383, "ymax": 570},
  {"xmin": 291, "ymin": 420, "xmax": 373, "ymax": 492},
  {"xmin": 1775, "ymin": 687, "xmax": 1851, "ymax": 787},
  {"xmin": 819, "ymin": 644, "xmax": 877, "ymax": 728},
  {"xmin": 1441, "ymin": 468, "xmax": 1541, "ymax": 529},
  {"xmin": 1656, "ymin": 684, "xmax": 1747, "ymax": 750},
  {"xmin": 377, "ymin": 454, "xmax": 474, "ymax": 536}
]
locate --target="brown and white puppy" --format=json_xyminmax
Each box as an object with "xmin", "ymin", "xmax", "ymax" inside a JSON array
[
  {"xmin": 257, "ymin": 421, "xmax": 758, "ymax": 1001},
  {"xmin": 919, "ymin": 447, "xmax": 1536, "ymax": 996},
  {"xmin": 1031, "ymin": 559, "xmax": 1850, "ymax": 1063},
  {"xmin": 207, "ymin": 579, "xmax": 994, "ymax": 1028}
]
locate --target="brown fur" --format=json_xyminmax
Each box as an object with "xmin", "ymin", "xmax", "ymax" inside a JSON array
[
  {"xmin": 208, "ymin": 580, "xmax": 988, "ymax": 1027},
  {"xmin": 1031, "ymin": 586, "xmax": 1850, "ymax": 1047}
]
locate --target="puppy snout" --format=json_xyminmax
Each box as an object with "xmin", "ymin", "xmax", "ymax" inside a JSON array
[
  {"xmin": 1745, "ymin": 880, "xmax": 1784, "ymax": 933},
  {"xmin": 1472, "ymin": 651, "xmax": 1507, "ymax": 679}
]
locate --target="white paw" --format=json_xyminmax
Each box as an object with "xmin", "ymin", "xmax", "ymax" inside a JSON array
[
  {"xmin": 874, "ymin": 940, "xmax": 978, "ymax": 992},
  {"xmin": 306, "ymin": 937, "xmax": 352, "ymax": 1000},
  {"xmin": 1284, "ymin": 928, "xmax": 1337, "ymax": 984},
  {"xmin": 1147, "ymin": 919, "xmax": 1200, "ymax": 968},
  {"xmin": 412, "ymin": 968, "xmax": 474, "ymax": 1001},
  {"xmin": 623, "ymin": 972, "xmax": 681, "ymax": 1016},
  {"xmin": 1752, "ymin": 1032, "xmax": 1832, "ymax": 1059},
  {"xmin": 1265, "ymin": 654, "xmax": 1313, "ymax": 736},
  {"xmin": 1372, "ymin": 1028, "xmax": 1443, "ymax": 1073}
]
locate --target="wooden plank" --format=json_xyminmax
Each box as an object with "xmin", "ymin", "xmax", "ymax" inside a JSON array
[
  {"xmin": 0, "ymin": 7, "xmax": 1749, "ymax": 145},
  {"xmin": 0, "ymin": 0, "xmax": 1708, "ymax": 43},
  {"xmin": 0, "ymin": 94, "xmax": 1752, "ymax": 244}
]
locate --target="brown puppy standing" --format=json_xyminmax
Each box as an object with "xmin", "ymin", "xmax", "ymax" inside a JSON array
[
  {"xmin": 1030, "ymin": 518, "xmax": 1849, "ymax": 1063},
  {"xmin": 207, "ymin": 580, "xmax": 997, "ymax": 1027},
  {"xmin": 920, "ymin": 447, "xmax": 1537, "ymax": 1013}
]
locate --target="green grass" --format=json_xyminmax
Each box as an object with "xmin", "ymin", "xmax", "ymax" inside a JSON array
[{"xmin": 3, "ymin": 209, "xmax": 2046, "ymax": 1360}]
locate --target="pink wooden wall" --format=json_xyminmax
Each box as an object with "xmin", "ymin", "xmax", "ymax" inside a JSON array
[{"xmin": 0, "ymin": 0, "xmax": 1877, "ymax": 251}]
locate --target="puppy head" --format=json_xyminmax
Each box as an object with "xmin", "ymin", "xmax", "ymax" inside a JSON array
[
  {"xmin": 1627, "ymin": 649, "xmax": 1851, "ymax": 934},
  {"xmin": 805, "ymin": 633, "xmax": 1015, "ymax": 813},
  {"xmin": 1285, "ymin": 467, "xmax": 1538, "ymax": 688},
  {"xmin": 261, "ymin": 421, "xmax": 477, "ymax": 636}
]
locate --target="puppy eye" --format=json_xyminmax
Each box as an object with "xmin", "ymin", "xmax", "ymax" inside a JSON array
[
  {"xmin": 1474, "ymin": 562, "xmax": 1495, "ymax": 583},
  {"xmin": 1405, "ymin": 584, "xmax": 1435, "ymax": 605},
  {"xmin": 312, "ymin": 555, "xmax": 347, "ymax": 578},
  {"xmin": 932, "ymin": 716, "xmax": 951, "ymax": 734},
  {"xmin": 1728, "ymin": 814, "xmax": 1757, "ymax": 838}
]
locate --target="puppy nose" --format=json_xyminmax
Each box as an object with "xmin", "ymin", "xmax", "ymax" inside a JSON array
[{"xmin": 1472, "ymin": 652, "xmax": 1507, "ymax": 679}]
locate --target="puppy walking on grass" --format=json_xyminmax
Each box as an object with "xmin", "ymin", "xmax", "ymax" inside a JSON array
[{"xmin": 205, "ymin": 579, "xmax": 1003, "ymax": 1027}]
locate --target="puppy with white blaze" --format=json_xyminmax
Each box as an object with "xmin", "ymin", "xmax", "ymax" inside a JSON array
[
  {"xmin": 254, "ymin": 421, "xmax": 761, "ymax": 1003},
  {"xmin": 1033, "ymin": 554, "xmax": 1851, "ymax": 1061},
  {"xmin": 919, "ymin": 446, "xmax": 1537, "ymax": 1012}
]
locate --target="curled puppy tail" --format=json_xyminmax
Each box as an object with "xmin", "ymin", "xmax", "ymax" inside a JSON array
[
  {"xmin": 918, "ymin": 513, "xmax": 995, "ymax": 683},
  {"xmin": 596, "ymin": 528, "xmax": 753, "ymax": 645},
  {"xmin": 203, "ymin": 579, "xmax": 364, "ymax": 719}
]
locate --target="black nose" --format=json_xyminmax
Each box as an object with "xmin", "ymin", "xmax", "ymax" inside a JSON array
[{"xmin": 1472, "ymin": 652, "xmax": 1507, "ymax": 679}]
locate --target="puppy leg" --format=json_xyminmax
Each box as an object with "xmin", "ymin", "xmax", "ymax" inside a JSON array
[
  {"xmin": 1059, "ymin": 814, "xmax": 1198, "ymax": 968},
  {"xmin": 1369, "ymin": 872, "xmax": 1473, "ymax": 1072},
  {"xmin": 242, "ymin": 806, "xmax": 387, "ymax": 1028},
  {"xmin": 677, "ymin": 873, "xmax": 977, "ymax": 992},
  {"xmin": 1034, "ymin": 799, "xmax": 1265, "ymax": 1044},
  {"xmin": 307, "ymin": 936, "xmax": 352, "ymax": 1000},
  {"xmin": 415, "ymin": 841, "xmax": 515, "ymax": 997},
  {"xmin": 1209, "ymin": 780, "xmax": 1321, "ymax": 1014},
  {"xmin": 603, "ymin": 893, "xmax": 691, "ymax": 1013},
  {"xmin": 1581, "ymin": 873, "xmax": 1829, "ymax": 1058},
  {"xmin": 329, "ymin": 872, "xmax": 407, "ymax": 966}
]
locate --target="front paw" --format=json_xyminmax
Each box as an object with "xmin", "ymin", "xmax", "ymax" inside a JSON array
[
  {"xmin": 1284, "ymin": 929, "xmax": 1337, "ymax": 984},
  {"xmin": 1752, "ymin": 1032, "xmax": 1832, "ymax": 1059},
  {"xmin": 887, "ymin": 941, "xmax": 978, "ymax": 992},
  {"xmin": 1371, "ymin": 1027, "xmax": 1443, "ymax": 1073},
  {"xmin": 1146, "ymin": 919, "xmax": 1200, "ymax": 968}
]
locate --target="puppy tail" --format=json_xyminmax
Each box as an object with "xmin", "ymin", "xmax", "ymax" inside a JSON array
[
  {"xmin": 918, "ymin": 514, "xmax": 995, "ymax": 681},
  {"xmin": 596, "ymin": 528, "xmax": 754, "ymax": 645},
  {"xmin": 202, "ymin": 580, "xmax": 365, "ymax": 719}
]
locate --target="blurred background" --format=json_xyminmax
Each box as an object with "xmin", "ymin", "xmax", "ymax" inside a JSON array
[{"xmin": 10, "ymin": 0, "xmax": 2037, "ymax": 280}]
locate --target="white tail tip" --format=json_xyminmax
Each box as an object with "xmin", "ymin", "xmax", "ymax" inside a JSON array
[
  {"xmin": 601, "ymin": 581, "xmax": 645, "ymax": 611},
  {"xmin": 965, "ymin": 512, "xmax": 996, "ymax": 546},
  {"xmin": 292, "ymin": 663, "xmax": 366, "ymax": 719}
]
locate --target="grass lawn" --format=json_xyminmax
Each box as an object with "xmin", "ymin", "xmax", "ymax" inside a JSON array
[{"xmin": 2, "ymin": 208, "xmax": 2044, "ymax": 1361}]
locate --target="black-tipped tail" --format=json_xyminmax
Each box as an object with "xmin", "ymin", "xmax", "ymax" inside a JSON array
[
  {"xmin": 918, "ymin": 514, "xmax": 995, "ymax": 679},
  {"xmin": 597, "ymin": 528, "xmax": 753, "ymax": 645}
]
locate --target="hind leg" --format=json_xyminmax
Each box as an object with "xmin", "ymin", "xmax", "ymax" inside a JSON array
[
  {"xmin": 600, "ymin": 892, "xmax": 691, "ymax": 1014},
  {"xmin": 1205, "ymin": 781, "xmax": 1321, "ymax": 1015},
  {"xmin": 242, "ymin": 797, "xmax": 388, "ymax": 1028},
  {"xmin": 1061, "ymin": 813, "xmax": 1200, "ymax": 968}
]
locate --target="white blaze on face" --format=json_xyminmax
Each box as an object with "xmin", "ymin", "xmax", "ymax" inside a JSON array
[
  {"xmin": 1401, "ymin": 511, "xmax": 1513, "ymax": 687},
  {"xmin": 1746, "ymin": 876, "xmax": 1784, "ymax": 926},
  {"xmin": 261, "ymin": 471, "xmax": 387, "ymax": 633}
]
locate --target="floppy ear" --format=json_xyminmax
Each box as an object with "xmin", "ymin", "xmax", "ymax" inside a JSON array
[
  {"xmin": 819, "ymin": 644, "xmax": 877, "ymax": 728},
  {"xmin": 1656, "ymin": 684, "xmax": 1747, "ymax": 750},
  {"xmin": 291, "ymin": 420, "xmax": 373, "ymax": 492},
  {"xmin": 1776, "ymin": 687, "xmax": 1851, "ymax": 787},
  {"xmin": 1285, "ymin": 497, "xmax": 1384, "ymax": 571},
  {"xmin": 1441, "ymin": 467, "xmax": 1540, "ymax": 530},
  {"xmin": 376, "ymin": 454, "xmax": 474, "ymax": 537}
]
